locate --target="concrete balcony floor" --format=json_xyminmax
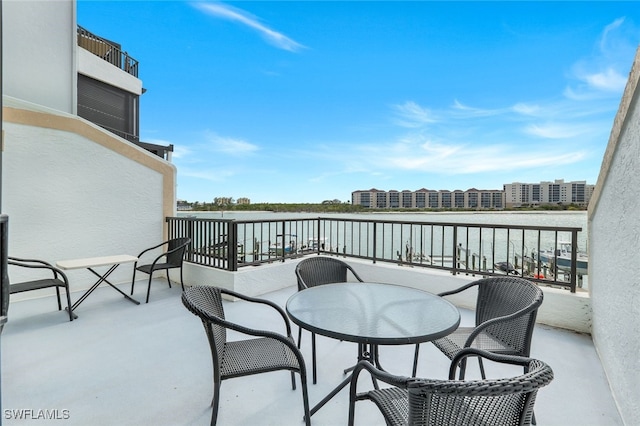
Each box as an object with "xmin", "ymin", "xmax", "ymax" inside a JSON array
[{"xmin": 2, "ymin": 279, "xmax": 622, "ymax": 425}]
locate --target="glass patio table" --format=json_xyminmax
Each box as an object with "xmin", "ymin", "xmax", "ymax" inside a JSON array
[{"xmin": 286, "ymin": 282, "xmax": 460, "ymax": 417}]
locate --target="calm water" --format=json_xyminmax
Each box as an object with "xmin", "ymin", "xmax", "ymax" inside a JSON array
[{"xmin": 180, "ymin": 210, "xmax": 586, "ymax": 225}]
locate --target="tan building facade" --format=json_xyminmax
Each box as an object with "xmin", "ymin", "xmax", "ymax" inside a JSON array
[
  {"xmin": 504, "ymin": 179, "xmax": 594, "ymax": 208},
  {"xmin": 352, "ymin": 188, "xmax": 505, "ymax": 209}
]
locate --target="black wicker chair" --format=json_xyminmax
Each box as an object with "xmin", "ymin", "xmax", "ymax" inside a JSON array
[
  {"xmin": 8, "ymin": 257, "xmax": 74, "ymax": 321},
  {"xmin": 413, "ymin": 276, "xmax": 543, "ymax": 379},
  {"xmin": 181, "ymin": 286, "xmax": 311, "ymax": 426},
  {"xmin": 295, "ymin": 256, "xmax": 364, "ymax": 384},
  {"xmin": 130, "ymin": 237, "xmax": 190, "ymax": 303},
  {"xmin": 349, "ymin": 348, "xmax": 554, "ymax": 426}
]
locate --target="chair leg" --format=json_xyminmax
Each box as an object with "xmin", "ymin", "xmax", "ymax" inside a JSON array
[
  {"xmin": 290, "ymin": 372, "xmax": 296, "ymax": 390},
  {"xmin": 64, "ymin": 286, "xmax": 73, "ymax": 322},
  {"xmin": 478, "ymin": 356, "xmax": 486, "ymax": 379},
  {"xmin": 180, "ymin": 267, "xmax": 185, "ymax": 291},
  {"xmin": 211, "ymin": 380, "xmax": 221, "ymax": 426},
  {"xmin": 300, "ymin": 371, "xmax": 311, "ymax": 426},
  {"xmin": 55, "ymin": 287, "xmax": 62, "ymax": 311},
  {"xmin": 412, "ymin": 343, "xmax": 420, "ymax": 377},
  {"xmin": 166, "ymin": 270, "xmax": 172, "ymax": 288},
  {"xmin": 297, "ymin": 327, "xmax": 302, "ymax": 349},
  {"xmin": 146, "ymin": 274, "xmax": 154, "ymax": 303},
  {"xmin": 130, "ymin": 269, "xmax": 137, "ymax": 296}
]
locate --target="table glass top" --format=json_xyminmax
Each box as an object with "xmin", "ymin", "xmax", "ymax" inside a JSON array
[{"xmin": 286, "ymin": 282, "xmax": 460, "ymax": 345}]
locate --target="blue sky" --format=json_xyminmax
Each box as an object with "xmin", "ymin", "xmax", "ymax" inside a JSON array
[{"xmin": 77, "ymin": 1, "xmax": 640, "ymax": 203}]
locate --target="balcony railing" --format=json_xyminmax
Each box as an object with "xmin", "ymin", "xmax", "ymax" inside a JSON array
[
  {"xmin": 77, "ymin": 25, "xmax": 139, "ymax": 77},
  {"xmin": 167, "ymin": 216, "xmax": 585, "ymax": 292},
  {"xmin": 92, "ymin": 123, "xmax": 173, "ymax": 161}
]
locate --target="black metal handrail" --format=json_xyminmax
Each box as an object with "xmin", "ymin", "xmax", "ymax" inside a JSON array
[
  {"xmin": 167, "ymin": 216, "xmax": 585, "ymax": 292},
  {"xmin": 91, "ymin": 123, "xmax": 173, "ymax": 160},
  {"xmin": 77, "ymin": 25, "xmax": 139, "ymax": 77}
]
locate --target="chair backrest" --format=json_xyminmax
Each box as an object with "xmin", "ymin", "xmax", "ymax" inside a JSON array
[
  {"xmin": 167, "ymin": 237, "xmax": 191, "ymax": 266},
  {"xmin": 295, "ymin": 257, "xmax": 361, "ymax": 291},
  {"xmin": 475, "ymin": 277, "xmax": 544, "ymax": 356},
  {"xmin": 408, "ymin": 357, "xmax": 553, "ymax": 426},
  {"xmin": 181, "ymin": 286, "xmax": 227, "ymax": 369}
]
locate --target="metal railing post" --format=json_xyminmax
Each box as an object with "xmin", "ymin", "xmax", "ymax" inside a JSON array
[
  {"xmin": 228, "ymin": 221, "xmax": 238, "ymax": 271},
  {"xmin": 279, "ymin": 221, "xmax": 286, "ymax": 262},
  {"xmin": 452, "ymin": 226, "xmax": 458, "ymax": 275},
  {"xmin": 186, "ymin": 217, "xmax": 195, "ymax": 262},
  {"xmin": 372, "ymin": 222, "xmax": 378, "ymax": 264},
  {"xmin": 570, "ymin": 229, "xmax": 578, "ymax": 293},
  {"xmin": 316, "ymin": 218, "xmax": 322, "ymax": 254}
]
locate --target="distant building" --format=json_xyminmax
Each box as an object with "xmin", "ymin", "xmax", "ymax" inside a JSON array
[
  {"xmin": 236, "ymin": 198, "xmax": 251, "ymax": 205},
  {"xmin": 353, "ymin": 180, "xmax": 592, "ymax": 210},
  {"xmin": 351, "ymin": 188, "xmax": 505, "ymax": 209},
  {"xmin": 214, "ymin": 197, "xmax": 233, "ymax": 206},
  {"xmin": 504, "ymin": 179, "xmax": 594, "ymax": 207},
  {"xmin": 176, "ymin": 200, "xmax": 192, "ymax": 211}
]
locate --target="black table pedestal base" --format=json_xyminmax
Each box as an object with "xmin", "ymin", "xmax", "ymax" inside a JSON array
[{"xmin": 308, "ymin": 343, "xmax": 381, "ymax": 418}]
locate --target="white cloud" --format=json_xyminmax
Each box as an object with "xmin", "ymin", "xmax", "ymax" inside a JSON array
[
  {"xmin": 512, "ymin": 103, "xmax": 542, "ymax": 116},
  {"xmin": 600, "ymin": 18, "xmax": 625, "ymax": 52},
  {"xmin": 565, "ymin": 17, "xmax": 637, "ymax": 98},
  {"xmin": 170, "ymin": 145, "xmax": 191, "ymax": 160},
  {"xmin": 206, "ymin": 132, "xmax": 259, "ymax": 155},
  {"xmin": 451, "ymin": 100, "xmax": 503, "ymax": 118},
  {"xmin": 194, "ymin": 2, "xmax": 305, "ymax": 52},
  {"xmin": 392, "ymin": 101, "xmax": 437, "ymax": 128},
  {"xmin": 381, "ymin": 140, "xmax": 586, "ymax": 175},
  {"xmin": 180, "ymin": 167, "xmax": 235, "ymax": 182},
  {"xmin": 524, "ymin": 123, "xmax": 589, "ymax": 139},
  {"xmin": 583, "ymin": 67, "xmax": 627, "ymax": 92}
]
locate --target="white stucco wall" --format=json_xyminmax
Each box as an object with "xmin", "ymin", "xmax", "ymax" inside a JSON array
[
  {"xmin": 589, "ymin": 47, "xmax": 640, "ymax": 424},
  {"xmin": 2, "ymin": 0, "xmax": 77, "ymax": 114},
  {"xmin": 2, "ymin": 98, "xmax": 174, "ymax": 297},
  {"xmin": 185, "ymin": 256, "xmax": 592, "ymax": 333},
  {"xmin": 78, "ymin": 48, "xmax": 143, "ymax": 96}
]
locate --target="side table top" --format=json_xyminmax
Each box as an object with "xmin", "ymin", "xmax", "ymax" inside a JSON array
[{"xmin": 56, "ymin": 254, "xmax": 138, "ymax": 270}]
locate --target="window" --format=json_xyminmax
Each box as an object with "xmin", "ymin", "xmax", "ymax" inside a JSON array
[
  {"xmin": 428, "ymin": 193, "xmax": 439, "ymax": 208},
  {"xmin": 468, "ymin": 192, "xmax": 478, "ymax": 208},
  {"xmin": 402, "ymin": 193, "xmax": 413, "ymax": 208},
  {"xmin": 389, "ymin": 192, "xmax": 400, "ymax": 208},
  {"xmin": 78, "ymin": 74, "xmax": 139, "ymax": 141}
]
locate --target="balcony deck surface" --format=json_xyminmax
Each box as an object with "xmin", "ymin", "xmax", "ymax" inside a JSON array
[{"xmin": 2, "ymin": 279, "xmax": 622, "ymax": 425}]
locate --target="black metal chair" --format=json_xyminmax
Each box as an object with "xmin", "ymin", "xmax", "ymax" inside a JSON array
[
  {"xmin": 130, "ymin": 237, "xmax": 190, "ymax": 303},
  {"xmin": 181, "ymin": 286, "xmax": 311, "ymax": 426},
  {"xmin": 295, "ymin": 256, "xmax": 364, "ymax": 384},
  {"xmin": 349, "ymin": 348, "xmax": 554, "ymax": 426},
  {"xmin": 413, "ymin": 276, "xmax": 543, "ymax": 379},
  {"xmin": 8, "ymin": 257, "xmax": 74, "ymax": 321}
]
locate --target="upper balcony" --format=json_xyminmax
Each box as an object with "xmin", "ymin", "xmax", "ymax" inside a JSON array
[
  {"xmin": 77, "ymin": 25, "xmax": 139, "ymax": 77},
  {"xmin": 76, "ymin": 26, "xmax": 173, "ymax": 161}
]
